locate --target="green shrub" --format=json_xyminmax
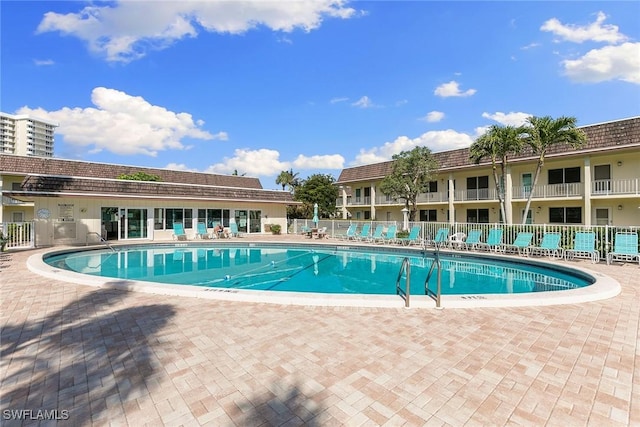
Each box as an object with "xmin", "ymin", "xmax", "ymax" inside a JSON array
[{"xmin": 270, "ymin": 224, "xmax": 282, "ymax": 235}]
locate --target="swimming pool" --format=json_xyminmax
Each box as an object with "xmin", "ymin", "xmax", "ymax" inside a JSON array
[{"xmin": 33, "ymin": 242, "xmax": 619, "ymax": 308}]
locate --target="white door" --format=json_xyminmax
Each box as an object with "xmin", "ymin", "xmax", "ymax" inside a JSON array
[{"xmin": 594, "ymin": 208, "xmax": 610, "ymax": 226}]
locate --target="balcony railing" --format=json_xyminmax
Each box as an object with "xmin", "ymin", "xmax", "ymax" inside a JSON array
[
  {"xmin": 2, "ymin": 196, "xmax": 31, "ymax": 206},
  {"xmin": 416, "ymin": 192, "xmax": 448, "ymax": 203},
  {"xmin": 592, "ymin": 179, "xmax": 640, "ymax": 195},
  {"xmin": 454, "ymin": 188, "xmax": 498, "ymax": 201},
  {"xmin": 512, "ymin": 183, "xmax": 583, "ymax": 199}
]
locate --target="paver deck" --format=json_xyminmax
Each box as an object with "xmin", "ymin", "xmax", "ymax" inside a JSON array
[{"xmin": 1, "ymin": 235, "xmax": 638, "ymax": 426}]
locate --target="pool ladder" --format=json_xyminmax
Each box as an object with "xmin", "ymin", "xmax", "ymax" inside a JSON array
[
  {"xmin": 396, "ymin": 238, "xmax": 443, "ymax": 309},
  {"xmin": 86, "ymin": 232, "xmax": 116, "ymax": 252}
]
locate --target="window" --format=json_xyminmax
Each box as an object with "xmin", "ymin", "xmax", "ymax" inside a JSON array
[
  {"xmin": 154, "ymin": 208, "xmax": 164, "ymax": 230},
  {"xmin": 419, "ymin": 209, "xmax": 437, "ymax": 222},
  {"xmin": 364, "ymin": 210, "xmax": 371, "ymax": 220},
  {"xmin": 548, "ymin": 167, "xmax": 580, "ymax": 184},
  {"xmin": 549, "ymin": 207, "xmax": 582, "ymax": 224},
  {"xmin": 197, "ymin": 209, "xmax": 230, "ymax": 228},
  {"xmin": 165, "ymin": 208, "xmax": 193, "ymax": 229},
  {"xmin": 426, "ymin": 181, "xmax": 438, "ymax": 193},
  {"xmin": 466, "ymin": 176, "xmax": 489, "ymax": 200},
  {"xmin": 466, "ymin": 209, "xmax": 489, "ymax": 223}
]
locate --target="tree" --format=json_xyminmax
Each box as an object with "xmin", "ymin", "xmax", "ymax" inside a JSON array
[
  {"xmin": 117, "ymin": 171, "xmax": 162, "ymax": 181},
  {"xmin": 275, "ymin": 169, "xmax": 299, "ymax": 192},
  {"xmin": 293, "ymin": 174, "xmax": 338, "ymax": 219},
  {"xmin": 379, "ymin": 146, "xmax": 438, "ymax": 221},
  {"xmin": 520, "ymin": 115, "xmax": 587, "ymax": 224},
  {"xmin": 469, "ymin": 124, "xmax": 525, "ymax": 224}
]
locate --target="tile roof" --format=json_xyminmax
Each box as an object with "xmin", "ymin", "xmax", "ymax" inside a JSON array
[
  {"xmin": 0, "ymin": 154, "xmax": 263, "ymax": 189},
  {"xmin": 7, "ymin": 176, "xmax": 295, "ymax": 203},
  {"xmin": 336, "ymin": 116, "xmax": 640, "ymax": 184}
]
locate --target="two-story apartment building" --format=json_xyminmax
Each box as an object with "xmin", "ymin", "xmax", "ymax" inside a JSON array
[{"xmin": 336, "ymin": 116, "xmax": 640, "ymax": 226}]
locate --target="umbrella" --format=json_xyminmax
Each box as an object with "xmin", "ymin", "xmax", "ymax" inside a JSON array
[{"xmin": 312, "ymin": 203, "xmax": 319, "ymax": 227}]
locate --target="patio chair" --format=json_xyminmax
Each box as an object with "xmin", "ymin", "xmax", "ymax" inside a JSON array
[
  {"xmin": 428, "ymin": 227, "xmax": 449, "ymax": 248},
  {"xmin": 336, "ymin": 224, "xmax": 357, "ymax": 240},
  {"xmin": 461, "ymin": 229, "xmax": 482, "ymax": 250},
  {"xmin": 396, "ymin": 225, "xmax": 421, "ymax": 246},
  {"xmin": 228, "ymin": 222, "xmax": 241, "ymax": 238},
  {"xmin": 448, "ymin": 232, "xmax": 467, "ymax": 250},
  {"xmin": 172, "ymin": 223, "xmax": 188, "ymax": 241},
  {"xmin": 366, "ymin": 225, "xmax": 385, "ymax": 243},
  {"xmin": 378, "ymin": 225, "xmax": 398, "ymax": 244},
  {"xmin": 355, "ymin": 223, "xmax": 371, "ymax": 241},
  {"xmin": 564, "ymin": 231, "xmax": 599, "ymax": 263},
  {"xmin": 475, "ymin": 228, "xmax": 503, "ymax": 252},
  {"xmin": 606, "ymin": 232, "xmax": 640, "ymax": 265},
  {"xmin": 316, "ymin": 227, "xmax": 328, "ymax": 239},
  {"xmin": 501, "ymin": 232, "xmax": 533, "ymax": 256},
  {"xmin": 529, "ymin": 232, "xmax": 564, "ymax": 259},
  {"xmin": 195, "ymin": 222, "xmax": 212, "ymax": 239}
]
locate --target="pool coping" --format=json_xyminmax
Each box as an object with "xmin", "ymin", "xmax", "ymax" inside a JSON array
[{"xmin": 27, "ymin": 242, "xmax": 622, "ymax": 309}]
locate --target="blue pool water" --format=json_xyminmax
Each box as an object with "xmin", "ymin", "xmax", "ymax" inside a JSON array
[{"xmin": 44, "ymin": 244, "xmax": 593, "ymax": 295}]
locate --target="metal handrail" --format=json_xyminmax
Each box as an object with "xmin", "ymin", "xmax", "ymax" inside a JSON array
[
  {"xmin": 86, "ymin": 232, "xmax": 116, "ymax": 252},
  {"xmin": 396, "ymin": 257, "xmax": 411, "ymax": 308},
  {"xmin": 424, "ymin": 241, "xmax": 443, "ymax": 309}
]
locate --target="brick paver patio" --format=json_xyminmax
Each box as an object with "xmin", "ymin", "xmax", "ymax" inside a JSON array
[{"xmin": 1, "ymin": 236, "xmax": 638, "ymax": 426}]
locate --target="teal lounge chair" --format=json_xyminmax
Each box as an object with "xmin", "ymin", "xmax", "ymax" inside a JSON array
[
  {"xmin": 476, "ymin": 228, "xmax": 503, "ymax": 252},
  {"xmin": 606, "ymin": 232, "xmax": 639, "ymax": 265},
  {"xmin": 172, "ymin": 223, "xmax": 188, "ymax": 241},
  {"xmin": 196, "ymin": 222, "xmax": 211, "ymax": 239},
  {"xmin": 378, "ymin": 225, "xmax": 398, "ymax": 244},
  {"xmin": 397, "ymin": 225, "xmax": 421, "ymax": 246},
  {"xmin": 564, "ymin": 231, "xmax": 599, "ymax": 263},
  {"xmin": 355, "ymin": 223, "xmax": 371, "ymax": 241},
  {"xmin": 461, "ymin": 229, "xmax": 482, "ymax": 250},
  {"xmin": 529, "ymin": 232, "xmax": 563, "ymax": 259},
  {"xmin": 366, "ymin": 225, "xmax": 385, "ymax": 243},
  {"xmin": 229, "ymin": 222, "xmax": 241, "ymax": 238},
  {"xmin": 337, "ymin": 224, "xmax": 357, "ymax": 240},
  {"xmin": 431, "ymin": 227, "xmax": 449, "ymax": 248},
  {"xmin": 501, "ymin": 232, "xmax": 533, "ymax": 256}
]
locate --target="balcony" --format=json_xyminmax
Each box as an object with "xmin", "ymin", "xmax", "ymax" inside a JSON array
[
  {"xmin": 416, "ymin": 192, "xmax": 448, "ymax": 203},
  {"xmin": 592, "ymin": 179, "xmax": 640, "ymax": 196},
  {"xmin": 454, "ymin": 188, "xmax": 498, "ymax": 201},
  {"xmin": 512, "ymin": 183, "xmax": 583, "ymax": 199},
  {"xmin": 2, "ymin": 196, "xmax": 32, "ymax": 206}
]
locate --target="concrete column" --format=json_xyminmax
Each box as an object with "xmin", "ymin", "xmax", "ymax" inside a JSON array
[
  {"xmin": 370, "ymin": 184, "xmax": 376, "ymax": 220},
  {"xmin": 504, "ymin": 166, "xmax": 513, "ymax": 224},
  {"xmin": 341, "ymin": 186, "xmax": 348, "ymax": 219},
  {"xmin": 584, "ymin": 157, "xmax": 592, "ymax": 226},
  {"xmin": 448, "ymin": 173, "xmax": 455, "ymax": 224}
]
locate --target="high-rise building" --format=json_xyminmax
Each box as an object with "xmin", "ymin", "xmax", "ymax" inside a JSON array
[{"xmin": 0, "ymin": 112, "xmax": 58, "ymax": 157}]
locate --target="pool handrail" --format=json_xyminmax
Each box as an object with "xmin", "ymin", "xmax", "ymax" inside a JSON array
[{"xmin": 396, "ymin": 257, "xmax": 411, "ymax": 308}]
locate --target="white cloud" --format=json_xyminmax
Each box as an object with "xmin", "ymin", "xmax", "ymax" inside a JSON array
[
  {"xmin": 205, "ymin": 149, "xmax": 345, "ymax": 177},
  {"xmin": 351, "ymin": 96, "xmax": 375, "ymax": 108},
  {"xmin": 561, "ymin": 42, "xmax": 640, "ymax": 84},
  {"xmin": 330, "ymin": 97, "xmax": 349, "ymax": 104},
  {"xmin": 520, "ymin": 42, "xmax": 540, "ymax": 50},
  {"xmin": 434, "ymin": 81, "xmax": 476, "ymax": 98},
  {"xmin": 541, "ymin": 11, "xmax": 628, "ymax": 44},
  {"xmin": 292, "ymin": 154, "xmax": 344, "ymax": 170},
  {"xmin": 481, "ymin": 111, "xmax": 532, "ymax": 127},
  {"xmin": 421, "ymin": 111, "xmax": 445, "ymax": 123},
  {"xmin": 33, "ymin": 59, "xmax": 55, "ymax": 66},
  {"xmin": 351, "ymin": 130, "xmax": 474, "ymax": 166},
  {"xmin": 36, "ymin": 1, "xmax": 358, "ymax": 63},
  {"xmin": 165, "ymin": 163, "xmax": 198, "ymax": 172},
  {"xmin": 16, "ymin": 87, "xmax": 223, "ymax": 156}
]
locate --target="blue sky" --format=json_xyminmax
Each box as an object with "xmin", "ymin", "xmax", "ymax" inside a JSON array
[{"xmin": 2, "ymin": 1, "xmax": 639, "ymax": 189}]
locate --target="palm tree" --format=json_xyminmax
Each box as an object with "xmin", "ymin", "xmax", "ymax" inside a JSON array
[
  {"xmin": 521, "ymin": 116, "xmax": 587, "ymax": 224},
  {"xmin": 275, "ymin": 169, "xmax": 300, "ymax": 192},
  {"xmin": 469, "ymin": 124, "xmax": 525, "ymax": 224}
]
